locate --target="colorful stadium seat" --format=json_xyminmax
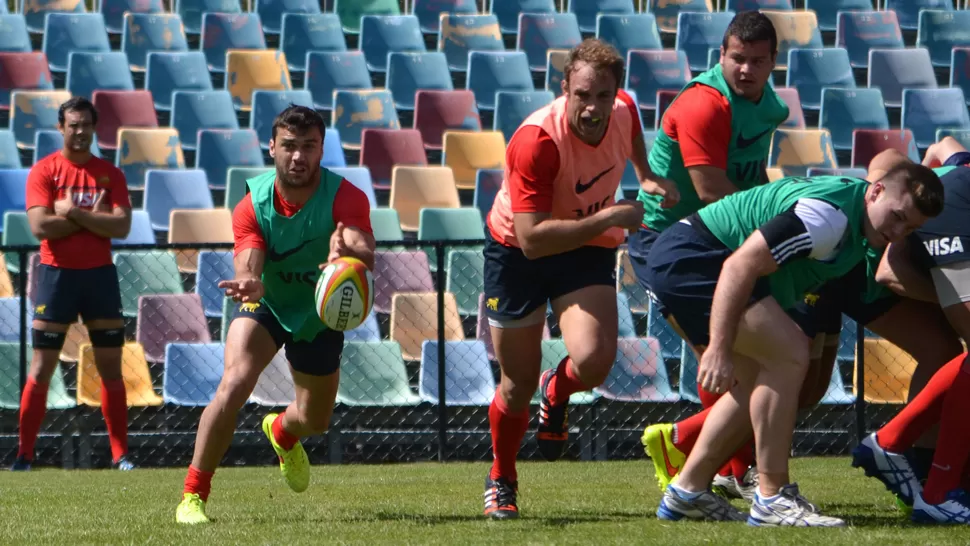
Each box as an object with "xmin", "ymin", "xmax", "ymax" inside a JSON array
[
  {"xmin": 785, "ymin": 48, "xmax": 854, "ymax": 110},
  {"xmin": 114, "ymin": 250, "xmax": 185, "ymax": 317},
  {"xmin": 343, "ymin": 313, "xmax": 381, "ymax": 343},
  {"xmin": 570, "ymin": 0, "xmax": 635, "ymax": 34},
  {"xmin": 255, "ymin": 0, "xmax": 320, "ymax": 35},
  {"xmin": 170, "ymin": 90, "xmax": 239, "ymax": 151},
  {"xmin": 92, "ymin": 90, "xmax": 158, "ymax": 150},
  {"xmin": 438, "ymin": 14, "xmax": 503, "ymax": 72},
  {"xmin": 867, "ymin": 47, "xmax": 937, "ymax": 107},
  {"xmin": 765, "ymin": 167, "xmax": 785, "ymax": 181},
  {"xmin": 517, "ymin": 13, "xmax": 583, "ymax": 72},
  {"xmin": 322, "ymin": 126, "xmax": 347, "ymax": 167},
  {"xmin": 0, "ymin": 170, "xmax": 27, "ymax": 216},
  {"xmin": 280, "ymin": 13, "xmax": 346, "ymax": 73},
  {"xmin": 596, "ymin": 13, "xmax": 661, "ymax": 60},
  {"xmin": 803, "ymin": 0, "xmax": 871, "ymax": 32},
  {"xmin": 389, "ymin": 165, "xmax": 461, "ymax": 231},
  {"xmin": 412, "ymin": 89, "xmax": 481, "ymax": 150},
  {"xmin": 391, "ymin": 292, "xmax": 465, "ymax": 361},
  {"xmin": 113, "ymin": 209, "xmax": 155, "ymax": 246},
  {"xmin": 176, "ymin": 0, "xmax": 241, "ymax": 35},
  {"xmin": 116, "ymin": 128, "xmax": 185, "ymax": 189},
  {"xmin": 359, "ymin": 15, "xmax": 425, "ymax": 72},
  {"xmin": 445, "ymin": 248, "xmax": 485, "ymax": 316},
  {"xmin": 77, "ymin": 342, "xmax": 164, "ymax": 407},
  {"xmin": 248, "ymin": 350, "xmax": 295, "ymax": 406},
  {"xmin": 413, "ymin": 0, "xmax": 477, "ymax": 34},
  {"xmin": 850, "ymin": 129, "xmax": 919, "ymax": 168},
  {"xmin": 768, "ymin": 128, "xmax": 838, "ymax": 176},
  {"xmin": 121, "ymin": 13, "xmax": 189, "ymax": 72},
  {"xmin": 466, "ymin": 51, "xmax": 534, "ymax": 111},
  {"xmin": 337, "ymin": 341, "xmax": 421, "ymax": 406},
  {"xmin": 625, "ymin": 49, "xmax": 691, "ymax": 110},
  {"xmin": 419, "ymin": 340, "xmax": 493, "ymax": 405},
  {"xmin": 491, "ymin": 0, "xmax": 556, "ymax": 34},
  {"xmin": 33, "ymin": 130, "xmax": 99, "ymax": 163},
  {"xmin": 387, "ymin": 52, "xmax": 454, "ymax": 111},
  {"xmin": 328, "ymin": 166, "xmax": 378, "ymax": 208},
  {"xmin": 360, "ymin": 128, "xmax": 428, "ymax": 190},
  {"xmin": 773, "ymin": 87, "xmax": 806, "ymax": 128},
  {"xmin": 0, "ymin": 298, "xmax": 28, "ymax": 342},
  {"xmin": 201, "ymin": 13, "xmax": 266, "ymax": 73},
  {"xmin": 42, "ymin": 13, "xmax": 110, "ymax": 72},
  {"xmin": 249, "ymin": 89, "xmax": 314, "ymax": 147},
  {"xmin": 0, "ymin": 52, "xmax": 53, "ymax": 110},
  {"xmin": 937, "ymin": 128, "xmax": 970, "ymax": 150},
  {"xmin": 136, "ymin": 294, "xmax": 212, "ymax": 362},
  {"xmin": 66, "ymin": 52, "xmax": 134, "ymax": 100},
  {"xmin": 646, "ymin": 0, "xmax": 712, "ymax": 34},
  {"xmin": 418, "ymin": 207, "xmax": 486, "ymax": 271},
  {"xmin": 224, "ymin": 167, "xmax": 270, "ymax": 211},
  {"xmin": 143, "ymin": 169, "xmax": 214, "ymax": 231},
  {"xmin": 884, "ymin": 0, "xmax": 951, "ymax": 31},
  {"xmin": 819, "ymin": 87, "xmax": 890, "ymax": 151},
  {"xmin": 373, "ymin": 250, "xmax": 434, "ymax": 314},
  {"xmin": 1, "ymin": 211, "xmax": 37, "ymax": 272},
  {"xmin": 901, "ymin": 88, "xmax": 970, "ymax": 150},
  {"xmin": 493, "ymin": 90, "xmax": 554, "ymax": 144},
  {"xmin": 334, "ymin": 0, "xmax": 401, "ymax": 34},
  {"xmin": 101, "ymin": 0, "xmax": 164, "ymax": 35},
  {"xmin": 545, "ymin": 48, "xmax": 568, "ymax": 92},
  {"xmin": 726, "ymin": 0, "xmax": 791, "ymax": 9},
  {"xmin": 168, "ymin": 209, "xmax": 233, "ymax": 272},
  {"xmin": 474, "ymin": 169, "xmax": 502, "ymax": 222},
  {"xmin": 0, "ymin": 345, "xmax": 74, "ymax": 410},
  {"xmin": 162, "ymin": 343, "xmax": 224, "ymax": 406},
  {"xmin": 0, "ymin": 14, "xmax": 31, "ymax": 53},
  {"xmin": 24, "ymin": 0, "xmax": 87, "ymax": 34},
  {"xmin": 145, "ymin": 52, "xmax": 213, "ymax": 112},
  {"xmin": 917, "ymin": 9, "xmax": 970, "ymax": 68},
  {"xmin": 332, "ymin": 89, "xmax": 401, "ymax": 149},
  {"xmin": 226, "ymin": 50, "xmax": 292, "ymax": 112},
  {"xmin": 0, "ymin": 133, "xmax": 19, "ymax": 168},
  {"xmin": 304, "ymin": 51, "xmax": 372, "ymax": 111},
  {"xmin": 952, "ymin": 48, "xmax": 970, "ymax": 106},
  {"xmin": 761, "ymin": 10, "xmax": 823, "ymax": 70},
  {"xmin": 595, "ymin": 337, "xmax": 679, "ymax": 402},
  {"xmin": 675, "ymin": 11, "xmax": 734, "ymax": 72},
  {"xmin": 370, "ymin": 207, "xmax": 405, "ymax": 242},
  {"xmin": 195, "ymin": 129, "xmax": 264, "ymax": 189},
  {"xmin": 853, "ymin": 338, "xmax": 917, "ymax": 403},
  {"xmin": 836, "ymin": 11, "xmax": 903, "ymax": 69},
  {"xmin": 442, "ymin": 131, "xmax": 506, "ymax": 190}
]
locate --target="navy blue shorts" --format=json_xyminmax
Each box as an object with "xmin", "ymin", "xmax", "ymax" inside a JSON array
[
  {"xmin": 32, "ymin": 264, "xmax": 123, "ymax": 324},
  {"xmin": 788, "ymin": 261, "xmax": 900, "ymax": 335},
  {"xmin": 482, "ymin": 229, "xmax": 616, "ymax": 322},
  {"xmin": 944, "ymin": 151, "xmax": 970, "ymax": 167},
  {"xmin": 231, "ymin": 301, "xmax": 344, "ymax": 376},
  {"xmin": 628, "ymin": 226, "xmax": 661, "ymax": 293}
]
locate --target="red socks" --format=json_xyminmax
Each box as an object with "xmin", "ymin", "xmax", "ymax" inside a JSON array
[
  {"xmin": 17, "ymin": 377, "xmax": 48, "ymax": 460},
  {"xmin": 101, "ymin": 379, "xmax": 129, "ymax": 462},
  {"xmin": 546, "ymin": 357, "xmax": 590, "ymax": 406},
  {"xmin": 923, "ymin": 357, "xmax": 970, "ymax": 504},
  {"xmin": 672, "ymin": 406, "xmax": 710, "ymax": 453},
  {"xmin": 272, "ymin": 412, "xmax": 299, "ymax": 451},
  {"xmin": 184, "ymin": 465, "xmax": 215, "ymax": 501},
  {"xmin": 488, "ymin": 389, "xmax": 529, "ymax": 482}
]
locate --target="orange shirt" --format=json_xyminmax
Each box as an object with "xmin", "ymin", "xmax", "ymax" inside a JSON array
[{"xmin": 25, "ymin": 152, "xmax": 131, "ymax": 269}]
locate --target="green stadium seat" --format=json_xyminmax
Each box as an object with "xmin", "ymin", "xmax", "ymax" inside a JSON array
[
  {"xmin": 225, "ymin": 167, "xmax": 270, "ymax": 211},
  {"xmin": 113, "ymin": 250, "xmax": 185, "ymax": 317},
  {"xmin": 334, "ymin": 0, "xmax": 401, "ymax": 34},
  {"xmin": 2, "ymin": 211, "xmax": 39, "ymax": 274},
  {"xmin": 337, "ymin": 341, "xmax": 421, "ymax": 406},
  {"xmin": 0, "ymin": 345, "xmax": 75, "ymax": 410},
  {"xmin": 370, "ymin": 208, "xmax": 404, "ymax": 243},
  {"xmin": 418, "ymin": 207, "xmax": 485, "ymax": 272},
  {"xmin": 445, "ymin": 248, "xmax": 484, "ymax": 316}
]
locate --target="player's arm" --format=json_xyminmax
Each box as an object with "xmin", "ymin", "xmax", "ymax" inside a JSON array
[
  {"xmin": 619, "ymin": 91, "xmax": 679, "ymax": 207},
  {"xmin": 25, "ymin": 165, "xmax": 81, "ymax": 240},
  {"xmin": 60, "ymin": 171, "xmax": 133, "ymax": 239},
  {"xmin": 875, "ymin": 238, "xmax": 938, "ymax": 303},
  {"xmin": 668, "ymin": 86, "xmax": 740, "ymax": 203},
  {"xmin": 327, "ymin": 182, "xmax": 376, "ymax": 270},
  {"xmin": 220, "ymin": 196, "xmax": 266, "ymax": 302}
]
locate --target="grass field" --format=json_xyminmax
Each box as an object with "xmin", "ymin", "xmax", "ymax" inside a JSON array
[{"xmin": 1, "ymin": 458, "xmax": 967, "ymax": 545}]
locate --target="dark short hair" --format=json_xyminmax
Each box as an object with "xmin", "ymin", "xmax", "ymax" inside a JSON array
[
  {"xmin": 271, "ymin": 104, "xmax": 326, "ymax": 141},
  {"xmin": 882, "ymin": 162, "xmax": 945, "ymax": 217},
  {"xmin": 722, "ymin": 11, "xmax": 778, "ymax": 56},
  {"xmin": 564, "ymin": 38, "xmax": 625, "ymax": 90},
  {"xmin": 58, "ymin": 96, "xmax": 98, "ymax": 126}
]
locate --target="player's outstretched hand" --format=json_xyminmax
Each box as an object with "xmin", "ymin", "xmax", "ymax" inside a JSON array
[
  {"xmin": 698, "ymin": 348, "xmax": 734, "ymax": 395},
  {"xmin": 219, "ymin": 278, "xmax": 265, "ymax": 303},
  {"xmin": 53, "ymin": 188, "xmax": 75, "ymax": 217},
  {"xmin": 609, "ymin": 199, "xmax": 645, "ymax": 231},
  {"xmin": 324, "ymin": 221, "xmax": 348, "ymax": 267},
  {"xmin": 640, "ymin": 176, "xmax": 681, "ymax": 209}
]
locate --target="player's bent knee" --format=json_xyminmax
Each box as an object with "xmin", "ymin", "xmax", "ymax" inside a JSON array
[
  {"xmin": 31, "ymin": 328, "xmax": 66, "ymax": 351},
  {"xmin": 89, "ymin": 327, "xmax": 125, "ymax": 348},
  {"xmin": 215, "ymin": 374, "xmax": 259, "ymax": 409}
]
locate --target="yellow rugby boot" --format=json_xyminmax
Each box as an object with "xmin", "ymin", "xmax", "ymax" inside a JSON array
[
  {"xmin": 262, "ymin": 413, "xmax": 310, "ymax": 493},
  {"xmin": 175, "ymin": 493, "xmax": 210, "ymax": 525},
  {"xmin": 641, "ymin": 423, "xmax": 686, "ymax": 492}
]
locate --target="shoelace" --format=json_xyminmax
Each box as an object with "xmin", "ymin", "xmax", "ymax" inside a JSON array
[
  {"xmin": 704, "ymin": 491, "xmax": 742, "ymax": 519},
  {"xmin": 779, "ymin": 485, "xmax": 818, "ymax": 516},
  {"xmin": 486, "ymin": 480, "xmax": 517, "ymax": 508}
]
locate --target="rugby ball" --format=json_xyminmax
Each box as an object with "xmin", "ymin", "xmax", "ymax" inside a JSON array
[{"xmin": 315, "ymin": 257, "xmax": 374, "ymax": 331}]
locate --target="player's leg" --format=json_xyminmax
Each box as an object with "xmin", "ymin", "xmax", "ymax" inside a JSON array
[{"xmin": 923, "ymin": 136, "xmax": 970, "ymax": 169}]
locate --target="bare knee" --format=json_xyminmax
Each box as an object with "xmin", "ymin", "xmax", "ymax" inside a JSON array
[
  {"xmin": 213, "ymin": 372, "xmax": 258, "ymax": 410},
  {"xmin": 499, "ymin": 373, "xmax": 540, "ymax": 412},
  {"xmin": 567, "ymin": 336, "xmax": 617, "ymax": 388},
  {"xmin": 29, "ymin": 350, "xmax": 61, "ymax": 383}
]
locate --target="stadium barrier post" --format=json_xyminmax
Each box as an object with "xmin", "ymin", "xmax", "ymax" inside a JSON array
[
  {"xmin": 435, "ymin": 241, "xmax": 448, "ymax": 463},
  {"xmin": 17, "ymin": 247, "xmax": 28, "ymax": 394},
  {"xmin": 853, "ymin": 322, "xmax": 866, "ymax": 443}
]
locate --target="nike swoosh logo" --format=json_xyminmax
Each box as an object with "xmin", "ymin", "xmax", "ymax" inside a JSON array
[
  {"xmin": 736, "ymin": 128, "xmax": 772, "ymax": 149},
  {"xmin": 659, "ymin": 430, "xmax": 679, "ymax": 478},
  {"xmin": 932, "ymin": 463, "xmax": 952, "ymax": 471},
  {"xmin": 267, "ymin": 236, "xmax": 322, "ymax": 262},
  {"xmin": 575, "ymin": 165, "xmax": 617, "ymax": 194}
]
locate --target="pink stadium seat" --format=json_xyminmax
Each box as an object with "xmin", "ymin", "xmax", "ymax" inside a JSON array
[
  {"xmin": 655, "ymin": 89, "xmax": 677, "ymax": 129},
  {"xmin": 412, "ymin": 90, "xmax": 481, "ymax": 150},
  {"xmin": 359, "ymin": 128, "xmax": 428, "ymax": 190},
  {"xmin": 91, "ymin": 90, "xmax": 157, "ymax": 150},
  {"xmin": 774, "ymin": 87, "xmax": 807, "ymax": 128},
  {"xmin": 135, "ymin": 293, "xmax": 212, "ymax": 362},
  {"xmin": 851, "ymin": 129, "xmax": 919, "ymax": 168},
  {"xmin": 0, "ymin": 52, "xmax": 53, "ymax": 110},
  {"xmin": 373, "ymin": 250, "xmax": 434, "ymax": 315}
]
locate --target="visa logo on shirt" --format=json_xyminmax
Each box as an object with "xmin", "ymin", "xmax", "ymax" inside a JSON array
[
  {"xmin": 924, "ymin": 236, "xmax": 964, "ymax": 256},
  {"xmin": 70, "ymin": 190, "xmax": 102, "ymax": 208}
]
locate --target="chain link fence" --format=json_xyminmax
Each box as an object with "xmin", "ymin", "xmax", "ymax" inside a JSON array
[{"xmin": 0, "ymin": 240, "xmax": 917, "ymax": 469}]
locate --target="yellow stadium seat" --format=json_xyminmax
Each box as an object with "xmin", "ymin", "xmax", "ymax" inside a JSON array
[
  {"xmin": 116, "ymin": 127, "xmax": 186, "ymax": 188},
  {"xmin": 647, "ymin": 0, "xmax": 714, "ymax": 34},
  {"xmin": 10, "ymin": 90, "xmax": 72, "ymax": 149},
  {"xmin": 60, "ymin": 322, "xmax": 90, "ymax": 363},
  {"xmin": 389, "ymin": 166, "xmax": 461, "ymax": 232},
  {"xmin": 0, "ymin": 254, "xmax": 15, "ymax": 297},
  {"xmin": 76, "ymin": 342, "xmax": 163, "ymax": 407},
  {"xmin": 442, "ymin": 131, "xmax": 506, "ymax": 190},
  {"xmin": 226, "ymin": 50, "xmax": 292, "ymax": 112},
  {"xmin": 389, "ymin": 292, "xmax": 465, "ymax": 361},
  {"xmin": 769, "ymin": 128, "xmax": 838, "ymax": 176},
  {"xmin": 853, "ymin": 338, "xmax": 918, "ymax": 404},
  {"xmin": 168, "ymin": 209, "xmax": 233, "ymax": 272},
  {"xmin": 765, "ymin": 167, "xmax": 785, "ymax": 182},
  {"xmin": 760, "ymin": 10, "xmax": 823, "ymax": 70}
]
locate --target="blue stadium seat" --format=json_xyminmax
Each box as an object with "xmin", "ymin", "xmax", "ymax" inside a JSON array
[
  {"xmin": 466, "ymin": 51, "xmax": 534, "ymax": 111},
  {"xmin": 145, "ymin": 52, "xmax": 213, "ymax": 112},
  {"xmin": 596, "ymin": 13, "xmax": 661, "ymax": 60},
  {"xmin": 280, "ymin": 13, "xmax": 346, "ymax": 73},
  {"xmin": 647, "ymin": 299, "xmax": 680, "ymax": 360},
  {"xmin": 867, "ymin": 48, "xmax": 937, "ymax": 108},
  {"xmin": 143, "ymin": 169, "xmax": 214, "ymax": 231},
  {"xmin": 836, "ymin": 11, "xmax": 904, "ymax": 69},
  {"xmin": 0, "ymin": 15, "xmax": 31, "ymax": 52},
  {"xmin": 675, "ymin": 11, "xmax": 735, "ymax": 72},
  {"xmin": 820, "ymin": 364, "xmax": 855, "ymax": 405},
  {"xmin": 195, "ymin": 250, "xmax": 233, "ymax": 317},
  {"xmin": 473, "ymin": 168, "xmax": 502, "ymax": 222},
  {"xmin": 42, "ymin": 13, "xmax": 111, "ymax": 73},
  {"xmin": 343, "ymin": 314, "xmax": 381, "ymax": 343},
  {"xmin": 328, "ymin": 166, "xmax": 377, "ymax": 208},
  {"xmin": 386, "ymin": 52, "xmax": 453, "ymax": 111},
  {"xmin": 33, "ymin": 129, "xmax": 100, "ymax": 163},
  {"xmin": 517, "ymin": 13, "xmax": 583, "ymax": 72},
  {"xmin": 726, "ymin": 0, "xmax": 791, "ymax": 10},
  {"xmin": 785, "ymin": 48, "xmax": 854, "ymax": 111},
  {"xmin": 195, "ymin": 129, "xmax": 264, "ymax": 190},
  {"xmin": 0, "ymin": 52, "xmax": 52, "ymax": 110},
  {"xmin": 413, "ymin": 0, "xmax": 477, "ymax": 34},
  {"xmin": 616, "ymin": 291, "xmax": 636, "ymax": 339},
  {"xmin": 113, "ymin": 209, "xmax": 155, "ymax": 246},
  {"xmin": 0, "ymin": 170, "xmax": 27, "ymax": 215},
  {"xmin": 255, "ymin": 0, "xmax": 320, "ymax": 35},
  {"xmin": 176, "ymin": 0, "xmax": 241, "ymax": 35},
  {"xmin": 493, "ymin": 90, "xmax": 554, "ymax": 144},
  {"xmin": 917, "ymin": 10, "xmax": 970, "ymax": 68},
  {"xmin": 884, "ymin": 0, "xmax": 952, "ymax": 31},
  {"xmin": 171, "ymin": 90, "xmax": 239, "ymax": 151},
  {"xmin": 803, "ymin": 0, "xmax": 871, "ymax": 32},
  {"xmin": 902, "ymin": 88, "xmax": 970, "ymax": 150},
  {"xmin": 331, "ymin": 89, "xmax": 401, "ymax": 149},
  {"xmin": 438, "ymin": 14, "xmax": 504, "ymax": 72},
  {"xmin": 774, "ymin": 87, "xmax": 806, "ymax": 128},
  {"xmin": 66, "ymin": 52, "xmax": 135, "ymax": 100},
  {"xmin": 359, "ymin": 15, "xmax": 425, "ymax": 73},
  {"xmin": 419, "ymin": 340, "xmax": 494, "ymax": 406},
  {"xmin": 491, "ymin": 0, "xmax": 556, "ymax": 34},
  {"xmin": 625, "ymin": 49, "xmax": 691, "ymax": 110},
  {"xmin": 679, "ymin": 340, "xmax": 700, "ymax": 402},
  {"xmin": 596, "ymin": 337, "xmax": 679, "ymax": 402},
  {"xmin": 647, "ymin": 0, "xmax": 712, "ymax": 34},
  {"xmin": 163, "ymin": 343, "xmax": 225, "ymax": 406},
  {"xmin": 10, "ymin": 90, "xmax": 69, "ymax": 150},
  {"xmin": 952, "ymin": 48, "xmax": 970, "ymax": 107},
  {"xmin": 250, "ymin": 89, "xmax": 315, "ymax": 147},
  {"xmin": 101, "ymin": 0, "xmax": 164, "ymax": 35},
  {"xmin": 200, "ymin": 13, "xmax": 266, "ymax": 73},
  {"xmin": 121, "ymin": 13, "xmax": 189, "ymax": 72},
  {"xmin": 0, "ymin": 298, "xmax": 29, "ymax": 343},
  {"xmin": 937, "ymin": 128, "xmax": 970, "ymax": 150},
  {"xmin": 24, "ymin": 0, "xmax": 87, "ymax": 33},
  {"xmin": 304, "ymin": 51, "xmax": 372, "ymax": 111},
  {"xmin": 819, "ymin": 87, "xmax": 889, "ymax": 151},
  {"xmin": 570, "ymin": 0, "xmax": 635, "ymax": 34},
  {"xmin": 321, "ymin": 127, "xmax": 347, "ymax": 168}
]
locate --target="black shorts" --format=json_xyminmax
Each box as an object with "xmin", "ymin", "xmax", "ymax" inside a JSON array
[
  {"xmin": 482, "ymin": 229, "xmax": 616, "ymax": 322},
  {"xmin": 788, "ymin": 261, "xmax": 901, "ymax": 335},
  {"xmin": 32, "ymin": 264, "xmax": 123, "ymax": 324},
  {"xmin": 231, "ymin": 301, "xmax": 344, "ymax": 376},
  {"xmin": 627, "ymin": 226, "xmax": 661, "ymax": 293}
]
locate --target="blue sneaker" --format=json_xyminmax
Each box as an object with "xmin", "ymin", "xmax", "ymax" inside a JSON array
[
  {"xmin": 9, "ymin": 456, "xmax": 30, "ymax": 471},
  {"xmin": 912, "ymin": 489, "xmax": 970, "ymax": 525},
  {"xmin": 851, "ymin": 432, "xmax": 920, "ymax": 506},
  {"xmin": 113, "ymin": 456, "xmax": 136, "ymax": 471},
  {"xmin": 656, "ymin": 485, "xmax": 747, "ymax": 522}
]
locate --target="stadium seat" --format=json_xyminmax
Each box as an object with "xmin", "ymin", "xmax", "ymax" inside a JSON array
[
  {"xmin": 853, "ymin": 338, "xmax": 917, "ymax": 403},
  {"xmin": 474, "ymin": 169, "xmax": 502, "ymax": 222},
  {"xmin": 162, "ymin": 342, "xmax": 225, "ymax": 406},
  {"xmin": 952, "ymin": 48, "xmax": 970, "ymax": 107},
  {"xmin": 195, "ymin": 129, "xmax": 265, "ymax": 189},
  {"xmin": 803, "ymin": 0, "xmax": 871, "ymax": 32},
  {"xmin": 249, "ymin": 350, "xmax": 295, "ymax": 406},
  {"xmin": 391, "ymin": 292, "xmax": 464, "ymax": 361},
  {"xmin": 901, "ymin": 88, "xmax": 970, "ymax": 150},
  {"xmin": 884, "ymin": 0, "xmax": 951, "ymax": 31},
  {"xmin": 255, "ymin": 0, "xmax": 319, "ymax": 35},
  {"xmin": 545, "ymin": 48, "xmax": 568, "ymax": 93},
  {"xmin": 785, "ymin": 48, "xmax": 853, "ymax": 111},
  {"xmin": 491, "ymin": 0, "xmax": 556, "ymax": 35},
  {"xmin": 0, "ymin": 345, "xmax": 74, "ymax": 410},
  {"xmin": 226, "ymin": 50, "xmax": 292, "ymax": 112},
  {"xmin": 0, "ymin": 15, "xmax": 31, "ymax": 53},
  {"xmin": 537, "ymin": 339, "xmax": 599, "ymax": 404},
  {"xmin": 337, "ymin": 341, "xmax": 421, "ymax": 406},
  {"xmin": 334, "ymin": 0, "xmax": 401, "ymax": 34},
  {"xmin": 114, "ymin": 250, "xmax": 185, "ymax": 317},
  {"xmin": 322, "ymin": 126, "xmax": 347, "ymax": 167},
  {"xmin": 0, "ymin": 298, "xmax": 27, "ymax": 342},
  {"xmin": 332, "ymin": 89, "xmax": 401, "ymax": 150},
  {"xmin": 170, "ymin": 90, "xmax": 239, "ymax": 151},
  {"xmin": 675, "ymin": 11, "xmax": 735, "ymax": 72},
  {"xmin": 33, "ymin": 130, "xmax": 99, "ymax": 163},
  {"xmin": 419, "ymin": 340, "xmax": 493, "ymax": 405},
  {"xmin": 616, "ymin": 291, "xmax": 636, "ymax": 338},
  {"xmin": 836, "ymin": 11, "xmax": 904, "ymax": 69},
  {"xmin": 113, "ymin": 209, "xmax": 155, "ymax": 246},
  {"xmin": 280, "ymin": 13, "xmax": 346, "ymax": 73},
  {"xmin": 373, "ymin": 250, "xmax": 434, "ymax": 315},
  {"xmin": 0, "ymin": 52, "xmax": 53, "ymax": 110},
  {"xmin": 765, "ymin": 167, "xmax": 785, "ymax": 181},
  {"xmin": 387, "ymin": 52, "xmax": 453, "ymax": 111},
  {"xmin": 0, "ymin": 170, "xmax": 27, "ymax": 218},
  {"xmin": 304, "ymin": 51, "xmax": 372, "ymax": 111},
  {"xmin": 0, "ymin": 135, "xmax": 20, "ymax": 168},
  {"xmin": 167, "ymin": 209, "xmax": 233, "ymax": 272},
  {"xmin": 917, "ymin": 10, "xmax": 970, "ymax": 68},
  {"xmin": 176, "ymin": 0, "xmax": 241, "ymax": 36},
  {"xmin": 26, "ymin": 0, "xmax": 87, "ymax": 34},
  {"xmin": 413, "ymin": 0, "xmax": 477, "ymax": 34},
  {"xmin": 819, "ymin": 88, "xmax": 889, "ymax": 151},
  {"xmin": 42, "ymin": 13, "xmax": 110, "ymax": 73},
  {"xmin": 806, "ymin": 167, "xmax": 867, "ymax": 178},
  {"xmin": 143, "ymin": 169, "xmax": 213, "ymax": 231},
  {"xmin": 438, "ymin": 14, "xmax": 503, "ymax": 72},
  {"xmin": 360, "ymin": 128, "xmax": 427, "ymax": 191},
  {"xmin": 615, "ymin": 249, "xmax": 648, "ymax": 313},
  {"xmin": 116, "ymin": 128, "xmax": 185, "ymax": 189},
  {"xmin": 517, "ymin": 13, "xmax": 583, "ymax": 72},
  {"xmin": 224, "ymin": 166, "xmax": 269, "ymax": 211},
  {"xmin": 201, "ymin": 14, "xmax": 267, "ymax": 71},
  {"xmin": 850, "ymin": 129, "xmax": 919, "ymax": 168},
  {"xmin": 773, "ymin": 87, "xmax": 805, "ymax": 128},
  {"xmin": 647, "ymin": 297, "xmax": 682, "ymax": 360},
  {"xmin": 937, "ymin": 128, "xmax": 970, "ymax": 150},
  {"xmin": 145, "ymin": 52, "xmax": 213, "ymax": 112},
  {"xmin": 678, "ymin": 341, "xmax": 701, "ymax": 402},
  {"xmin": 761, "ymin": 11, "xmax": 823, "ymax": 70},
  {"xmin": 647, "ymin": 0, "xmax": 712, "ymax": 34},
  {"xmin": 91, "ymin": 90, "xmax": 158, "ymax": 151},
  {"xmin": 418, "ymin": 207, "xmax": 485, "ymax": 272},
  {"xmin": 250, "ymin": 89, "xmax": 314, "ymax": 147},
  {"xmin": 371, "ymin": 208, "xmax": 405, "ymax": 242},
  {"xmin": 344, "ymin": 313, "xmax": 381, "ymax": 343},
  {"xmin": 389, "ymin": 166, "xmax": 461, "ymax": 231},
  {"xmin": 101, "ymin": 0, "xmax": 164, "ymax": 35},
  {"xmin": 625, "ymin": 49, "xmax": 691, "ymax": 110},
  {"xmin": 466, "ymin": 51, "xmax": 534, "ymax": 111},
  {"xmin": 136, "ymin": 293, "xmax": 211, "ymax": 362},
  {"xmin": 727, "ymin": 0, "xmax": 791, "ymax": 8},
  {"xmin": 0, "ymin": 260, "xmax": 15, "ymax": 298},
  {"xmin": 573, "ymin": 1, "xmax": 637, "ymax": 35},
  {"xmin": 359, "ymin": 15, "xmax": 425, "ymax": 73},
  {"xmin": 121, "ymin": 14, "xmax": 189, "ymax": 72},
  {"xmin": 595, "ymin": 337, "xmax": 679, "ymax": 402},
  {"xmin": 445, "ymin": 249, "xmax": 484, "ymax": 316},
  {"xmin": 768, "ymin": 128, "xmax": 837, "ymax": 176},
  {"xmin": 66, "ymin": 52, "xmax": 134, "ymax": 101},
  {"xmin": 328, "ymin": 166, "xmax": 378, "ymax": 208},
  {"xmin": 412, "ymin": 90, "xmax": 481, "ymax": 151},
  {"xmin": 595, "ymin": 13, "xmax": 661, "ymax": 62},
  {"xmin": 442, "ymin": 131, "xmax": 506, "ymax": 190},
  {"xmin": 493, "ymin": 90, "xmax": 554, "ymax": 145},
  {"xmin": 867, "ymin": 48, "xmax": 937, "ymax": 108},
  {"xmin": 2, "ymin": 212, "xmax": 38, "ymax": 273}
]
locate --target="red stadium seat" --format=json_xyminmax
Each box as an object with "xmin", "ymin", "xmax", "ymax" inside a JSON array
[
  {"xmin": 412, "ymin": 90, "xmax": 481, "ymax": 151},
  {"xmin": 654, "ymin": 89, "xmax": 677, "ymax": 129},
  {"xmin": 359, "ymin": 128, "xmax": 428, "ymax": 191},
  {"xmin": 91, "ymin": 90, "xmax": 158, "ymax": 150},
  {"xmin": 850, "ymin": 129, "xmax": 919, "ymax": 168},
  {"xmin": 0, "ymin": 52, "xmax": 53, "ymax": 110}
]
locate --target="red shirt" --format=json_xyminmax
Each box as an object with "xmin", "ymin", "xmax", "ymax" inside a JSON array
[
  {"xmin": 26, "ymin": 153, "xmax": 131, "ymax": 269},
  {"xmin": 660, "ymin": 84, "xmax": 733, "ymax": 170},
  {"xmin": 233, "ymin": 178, "xmax": 373, "ymax": 255}
]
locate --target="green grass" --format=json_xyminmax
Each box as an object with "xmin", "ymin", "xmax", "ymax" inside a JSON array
[{"xmin": 0, "ymin": 458, "xmax": 967, "ymax": 545}]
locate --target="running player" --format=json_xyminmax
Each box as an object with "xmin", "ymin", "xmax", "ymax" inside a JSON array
[
  {"xmin": 175, "ymin": 106, "xmax": 374, "ymax": 524},
  {"xmin": 643, "ymin": 166, "xmax": 943, "ymax": 526},
  {"xmin": 481, "ymin": 39, "xmax": 678, "ymax": 519},
  {"xmin": 631, "ymin": 11, "xmax": 789, "ymax": 500},
  {"xmin": 13, "ymin": 97, "xmax": 133, "ymax": 471}
]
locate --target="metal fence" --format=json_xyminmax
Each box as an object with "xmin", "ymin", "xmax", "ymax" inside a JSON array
[{"xmin": 0, "ymin": 241, "xmax": 911, "ymax": 469}]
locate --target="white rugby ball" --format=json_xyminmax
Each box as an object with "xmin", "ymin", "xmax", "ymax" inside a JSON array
[{"xmin": 315, "ymin": 257, "xmax": 374, "ymax": 331}]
